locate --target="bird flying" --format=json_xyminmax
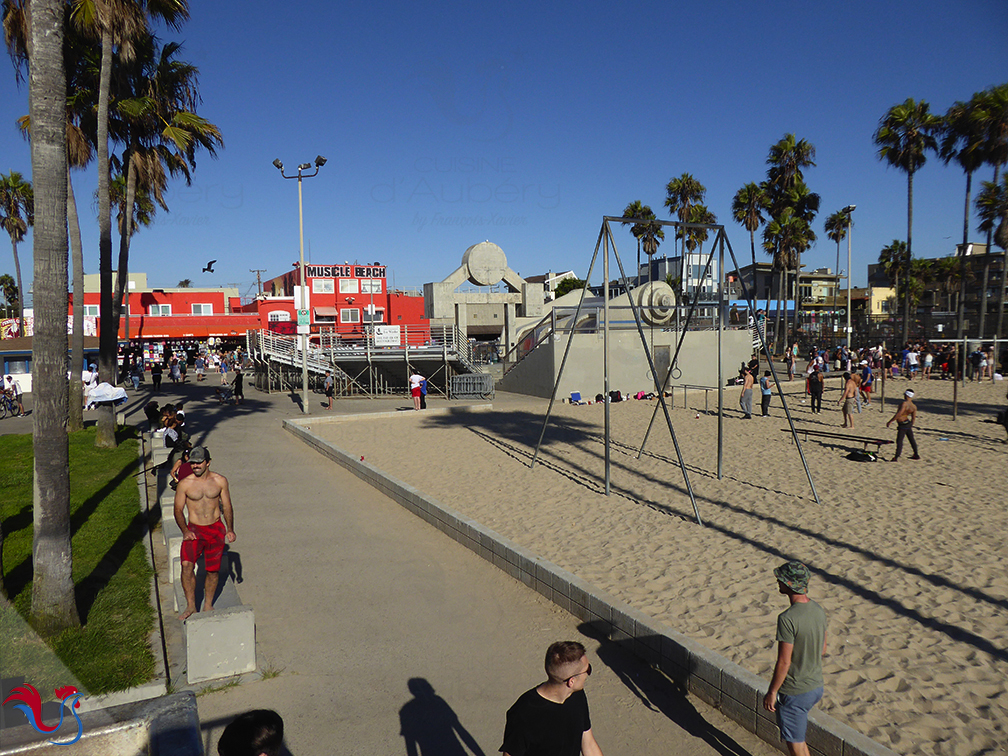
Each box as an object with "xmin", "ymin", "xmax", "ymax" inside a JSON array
[{"xmin": 202, "ymin": 260, "xmax": 217, "ymax": 273}]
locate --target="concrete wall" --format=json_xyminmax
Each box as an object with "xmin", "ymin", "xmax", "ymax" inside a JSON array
[
  {"xmin": 498, "ymin": 329, "xmax": 752, "ymax": 399},
  {"xmin": 283, "ymin": 413, "xmax": 899, "ymax": 756}
]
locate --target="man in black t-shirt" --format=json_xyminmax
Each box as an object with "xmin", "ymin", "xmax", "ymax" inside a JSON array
[{"xmin": 500, "ymin": 641, "xmax": 603, "ymax": 756}]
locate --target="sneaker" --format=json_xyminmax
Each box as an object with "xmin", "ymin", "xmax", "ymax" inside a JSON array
[{"xmin": 911, "ymin": 454, "xmax": 921, "ymax": 460}]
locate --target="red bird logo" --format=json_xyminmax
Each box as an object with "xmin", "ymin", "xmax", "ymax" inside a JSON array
[{"xmin": 3, "ymin": 683, "xmax": 84, "ymax": 745}]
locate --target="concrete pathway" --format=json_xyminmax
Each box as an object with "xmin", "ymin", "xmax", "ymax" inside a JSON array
[{"xmin": 11, "ymin": 381, "xmax": 780, "ymax": 756}]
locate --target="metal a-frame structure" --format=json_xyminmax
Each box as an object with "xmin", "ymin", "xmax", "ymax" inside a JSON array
[{"xmin": 530, "ymin": 216, "xmax": 821, "ymax": 527}]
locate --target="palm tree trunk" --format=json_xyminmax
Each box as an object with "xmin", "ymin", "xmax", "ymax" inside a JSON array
[
  {"xmin": 774, "ymin": 267, "xmax": 785, "ymax": 350},
  {"xmin": 68, "ymin": 166, "xmax": 84, "ymax": 431},
  {"xmin": 96, "ymin": 27, "xmax": 116, "ymax": 448},
  {"xmin": 9, "ymin": 238, "xmax": 24, "ymax": 336},
  {"xmin": 28, "ymin": 0, "xmax": 79, "ymax": 634},
  {"xmin": 903, "ymin": 172, "xmax": 913, "ymax": 345},
  {"xmin": 833, "ymin": 240, "xmax": 840, "ymax": 343},
  {"xmin": 991, "ymin": 164, "xmax": 1006, "ymax": 340},
  {"xmin": 113, "ymin": 151, "xmax": 137, "ymax": 348},
  {"xmin": 792, "ymin": 254, "xmax": 801, "ymax": 344}
]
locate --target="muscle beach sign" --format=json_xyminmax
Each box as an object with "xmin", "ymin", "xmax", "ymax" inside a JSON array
[{"xmin": 305, "ymin": 265, "xmax": 386, "ymax": 279}]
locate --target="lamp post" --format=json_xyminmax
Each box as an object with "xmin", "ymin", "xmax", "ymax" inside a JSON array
[
  {"xmin": 843, "ymin": 204, "xmax": 856, "ymax": 346},
  {"xmin": 274, "ymin": 155, "xmax": 327, "ymax": 414}
]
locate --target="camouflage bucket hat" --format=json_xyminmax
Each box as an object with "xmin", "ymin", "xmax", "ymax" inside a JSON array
[{"xmin": 774, "ymin": 561, "xmax": 810, "ymax": 594}]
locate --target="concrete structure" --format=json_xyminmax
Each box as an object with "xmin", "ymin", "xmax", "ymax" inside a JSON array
[
  {"xmin": 498, "ymin": 281, "xmax": 751, "ymax": 398},
  {"xmin": 424, "ymin": 241, "xmax": 544, "ymax": 353}
]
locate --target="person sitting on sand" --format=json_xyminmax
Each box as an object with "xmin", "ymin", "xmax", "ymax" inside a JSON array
[
  {"xmin": 886, "ymin": 390, "xmax": 920, "ymax": 461},
  {"xmin": 174, "ymin": 446, "xmax": 236, "ymax": 621}
]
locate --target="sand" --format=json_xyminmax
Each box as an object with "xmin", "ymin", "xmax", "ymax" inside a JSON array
[{"xmin": 317, "ymin": 375, "xmax": 1008, "ymax": 756}]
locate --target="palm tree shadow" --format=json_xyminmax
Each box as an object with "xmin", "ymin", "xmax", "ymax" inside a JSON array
[
  {"xmin": 579, "ymin": 622, "xmax": 760, "ymax": 756},
  {"xmin": 398, "ymin": 678, "xmax": 486, "ymax": 756}
]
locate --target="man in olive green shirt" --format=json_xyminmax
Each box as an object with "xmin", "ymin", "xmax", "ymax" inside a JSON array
[{"xmin": 763, "ymin": 561, "xmax": 827, "ymax": 756}]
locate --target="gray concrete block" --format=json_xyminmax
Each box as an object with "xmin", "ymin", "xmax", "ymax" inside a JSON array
[
  {"xmin": 720, "ymin": 660, "xmax": 763, "ymax": 712},
  {"xmin": 687, "ymin": 674, "xmax": 720, "ymax": 708},
  {"xmin": 719, "ymin": 691, "xmax": 756, "ymax": 734},
  {"xmin": 586, "ymin": 591, "xmax": 612, "ymax": 625},
  {"xmin": 534, "ymin": 578, "xmax": 552, "ymax": 601},
  {"xmin": 688, "ymin": 644, "xmax": 723, "ymax": 689},
  {"xmin": 805, "ymin": 713, "xmax": 843, "ymax": 756},
  {"xmin": 756, "ymin": 714, "xmax": 787, "ymax": 753},
  {"xmin": 611, "ymin": 607, "xmax": 634, "ymax": 643},
  {"xmin": 660, "ymin": 633, "xmax": 689, "ymax": 672},
  {"xmin": 841, "ymin": 726, "xmax": 900, "ymax": 756},
  {"xmin": 184, "ymin": 605, "xmax": 256, "ymax": 684}
]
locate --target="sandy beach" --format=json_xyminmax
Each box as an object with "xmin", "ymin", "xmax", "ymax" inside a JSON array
[{"xmin": 316, "ymin": 375, "xmax": 1008, "ymax": 756}]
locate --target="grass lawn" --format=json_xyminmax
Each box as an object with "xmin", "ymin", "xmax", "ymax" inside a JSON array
[{"xmin": 0, "ymin": 428, "xmax": 156, "ymax": 695}]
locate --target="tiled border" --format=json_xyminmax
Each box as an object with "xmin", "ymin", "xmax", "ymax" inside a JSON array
[{"xmin": 284, "ymin": 415, "xmax": 897, "ymax": 756}]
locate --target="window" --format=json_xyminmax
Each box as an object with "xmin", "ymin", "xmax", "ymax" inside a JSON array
[
  {"xmin": 148, "ymin": 304, "xmax": 171, "ymax": 316},
  {"xmin": 339, "ymin": 279, "xmax": 359, "ymax": 294},
  {"xmin": 340, "ymin": 308, "xmax": 360, "ymax": 323},
  {"xmin": 362, "ymin": 308, "xmax": 385, "ymax": 324},
  {"xmin": 83, "ymin": 305, "xmax": 99, "ymax": 317},
  {"xmin": 192, "ymin": 303, "xmax": 213, "ymax": 315},
  {"xmin": 361, "ymin": 278, "xmax": 382, "ymax": 294},
  {"xmin": 312, "ymin": 278, "xmax": 334, "ymax": 294},
  {"xmin": 268, "ymin": 310, "xmax": 291, "ymax": 322}
]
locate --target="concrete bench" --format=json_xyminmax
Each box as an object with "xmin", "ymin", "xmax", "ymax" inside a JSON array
[{"xmin": 171, "ymin": 552, "xmax": 256, "ymax": 683}]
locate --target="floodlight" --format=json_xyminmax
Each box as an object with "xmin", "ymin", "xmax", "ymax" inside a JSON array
[
  {"xmin": 843, "ymin": 204, "xmax": 856, "ymax": 213},
  {"xmin": 315, "ymin": 155, "xmax": 327, "ymax": 168},
  {"xmin": 272, "ymin": 159, "xmax": 283, "ymax": 170}
]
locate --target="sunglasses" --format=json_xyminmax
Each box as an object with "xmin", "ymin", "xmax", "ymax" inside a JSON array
[{"xmin": 564, "ymin": 663, "xmax": 592, "ymax": 684}]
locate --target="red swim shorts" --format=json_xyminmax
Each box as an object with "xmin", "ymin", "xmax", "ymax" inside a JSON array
[
  {"xmin": 179, "ymin": 520, "xmax": 226, "ymax": 571},
  {"xmin": 411, "ymin": 386, "xmax": 422, "ymax": 398}
]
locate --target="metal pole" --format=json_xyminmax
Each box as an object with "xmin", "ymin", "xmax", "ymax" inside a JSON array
[
  {"xmin": 298, "ymin": 171, "xmax": 309, "ymax": 415},
  {"xmin": 603, "ymin": 228, "xmax": 611, "ymax": 496},
  {"xmin": 846, "ymin": 214, "xmax": 852, "ymax": 346},
  {"xmin": 717, "ymin": 233, "xmax": 724, "ymax": 479}
]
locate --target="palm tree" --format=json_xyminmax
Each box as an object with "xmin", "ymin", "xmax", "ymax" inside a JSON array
[
  {"xmin": 664, "ymin": 173, "xmax": 705, "ymax": 294},
  {"xmin": 874, "ymin": 98, "xmax": 940, "ymax": 343},
  {"xmin": 177, "ymin": 278, "xmax": 192, "ymax": 287},
  {"xmin": 878, "ymin": 239, "xmax": 909, "ymax": 320},
  {"xmin": 941, "ymin": 93, "xmax": 990, "ymax": 336},
  {"xmin": 731, "ymin": 182, "xmax": 769, "ymax": 306},
  {"xmin": 976, "ymin": 84, "xmax": 1008, "ymax": 338},
  {"xmin": 29, "ymin": 0, "xmax": 80, "ymax": 633},
  {"xmin": 0, "ymin": 172, "xmax": 33, "ymax": 337},
  {"xmin": 931, "ymin": 257, "xmax": 960, "ymax": 311},
  {"xmin": 824, "ymin": 210, "xmax": 850, "ymax": 328},
  {"xmin": 111, "ymin": 34, "xmax": 222, "ymax": 342},
  {"xmin": 0, "ymin": 273, "xmax": 17, "ymax": 315},
  {"xmin": 621, "ymin": 201, "xmax": 663, "ymax": 286},
  {"xmin": 70, "ymin": 0, "xmax": 190, "ymax": 449},
  {"xmin": 976, "ymin": 174, "xmax": 1008, "ymax": 335},
  {"xmin": 763, "ymin": 134, "xmax": 818, "ymax": 349}
]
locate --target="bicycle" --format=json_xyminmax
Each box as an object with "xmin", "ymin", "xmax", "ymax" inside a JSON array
[{"xmin": 0, "ymin": 392, "xmax": 21, "ymax": 419}]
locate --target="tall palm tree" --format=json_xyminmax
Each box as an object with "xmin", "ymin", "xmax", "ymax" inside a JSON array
[
  {"xmin": 878, "ymin": 239, "xmax": 909, "ymax": 318},
  {"xmin": 0, "ymin": 171, "xmax": 33, "ymax": 337},
  {"xmin": 664, "ymin": 173, "xmax": 705, "ymax": 294},
  {"xmin": 731, "ymin": 182, "xmax": 769, "ymax": 306},
  {"xmin": 976, "ymin": 84, "xmax": 1008, "ymax": 338},
  {"xmin": 621, "ymin": 200, "xmax": 664, "ymax": 286},
  {"xmin": 70, "ymin": 0, "xmax": 189, "ymax": 449},
  {"xmin": 874, "ymin": 98, "xmax": 940, "ymax": 343},
  {"xmin": 976, "ymin": 175, "xmax": 1008, "ymax": 334},
  {"xmin": 824, "ymin": 210, "xmax": 850, "ymax": 322},
  {"xmin": 29, "ymin": 0, "xmax": 80, "ymax": 633},
  {"xmin": 932, "ymin": 257, "xmax": 960, "ymax": 311},
  {"xmin": 111, "ymin": 34, "xmax": 222, "ymax": 342},
  {"xmin": 941, "ymin": 93, "xmax": 990, "ymax": 336}
]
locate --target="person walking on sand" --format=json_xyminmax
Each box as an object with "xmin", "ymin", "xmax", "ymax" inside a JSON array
[
  {"xmin": 760, "ymin": 370, "xmax": 773, "ymax": 417},
  {"xmin": 501, "ymin": 640, "xmax": 604, "ymax": 756},
  {"xmin": 764, "ymin": 561, "xmax": 827, "ymax": 756},
  {"xmin": 174, "ymin": 447, "xmax": 236, "ymax": 620},
  {"xmin": 324, "ymin": 370, "xmax": 334, "ymax": 410},
  {"xmin": 838, "ymin": 372, "xmax": 857, "ymax": 428},
  {"xmin": 807, "ymin": 366, "xmax": 823, "ymax": 414},
  {"xmin": 739, "ymin": 367, "xmax": 754, "ymax": 419},
  {"xmin": 409, "ymin": 371, "xmax": 425, "ymax": 411},
  {"xmin": 887, "ymin": 389, "xmax": 921, "ymax": 461}
]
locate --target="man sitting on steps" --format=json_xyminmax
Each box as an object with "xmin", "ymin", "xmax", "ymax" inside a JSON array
[{"xmin": 174, "ymin": 446, "xmax": 236, "ymax": 621}]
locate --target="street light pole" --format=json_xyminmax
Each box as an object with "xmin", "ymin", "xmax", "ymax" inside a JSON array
[
  {"xmin": 274, "ymin": 156, "xmax": 327, "ymax": 414},
  {"xmin": 843, "ymin": 204, "xmax": 856, "ymax": 346}
]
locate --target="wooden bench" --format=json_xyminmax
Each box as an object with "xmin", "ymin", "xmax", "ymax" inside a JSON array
[{"xmin": 781, "ymin": 427, "xmax": 893, "ymax": 451}]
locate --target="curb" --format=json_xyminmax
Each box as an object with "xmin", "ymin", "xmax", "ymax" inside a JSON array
[{"xmin": 284, "ymin": 412, "xmax": 899, "ymax": 756}]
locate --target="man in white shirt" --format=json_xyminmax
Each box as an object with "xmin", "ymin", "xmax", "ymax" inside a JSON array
[
  {"xmin": 5, "ymin": 375, "xmax": 24, "ymax": 416},
  {"xmin": 82, "ymin": 363, "xmax": 99, "ymax": 408}
]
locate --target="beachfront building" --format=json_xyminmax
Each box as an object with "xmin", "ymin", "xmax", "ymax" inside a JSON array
[{"xmin": 524, "ymin": 270, "xmax": 577, "ymax": 301}]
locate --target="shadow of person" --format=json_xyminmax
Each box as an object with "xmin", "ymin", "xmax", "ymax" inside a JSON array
[
  {"xmin": 399, "ymin": 678, "xmax": 486, "ymax": 756},
  {"xmin": 579, "ymin": 621, "xmax": 759, "ymax": 756},
  {"xmin": 226, "ymin": 548, "xmax": 244, "ymax": 584}
]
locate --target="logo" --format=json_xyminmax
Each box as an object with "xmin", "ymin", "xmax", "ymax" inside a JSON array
[{"xmin": 2, "ymin": 683, "xmax": 84, "ymax": 745}]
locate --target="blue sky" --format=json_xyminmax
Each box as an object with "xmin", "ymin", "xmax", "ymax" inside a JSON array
[{"xmin": 2, "ymin": 0, "xmax": 1007, "ymax": 303}]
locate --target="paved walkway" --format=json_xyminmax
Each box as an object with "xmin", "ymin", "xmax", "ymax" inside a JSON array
[{"xmin": 13, "ymin": 381, "xmax": 779, "ymax": 756}]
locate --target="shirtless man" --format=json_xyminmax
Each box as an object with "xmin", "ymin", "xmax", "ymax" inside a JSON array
[
  {"xmin": 739, "ymin": 368, "xmax": 754, "ymax": 419},
  {"xmin": 174, "ymin": 446, "xmax": 236, "ymax": 620},
  {"xmin": 837, "ymin": 371, "xmax": 858, "ymax": 428},
  {"xmin": 886, "ymin": 389, "xmax": 921, "ymax": 461}
]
